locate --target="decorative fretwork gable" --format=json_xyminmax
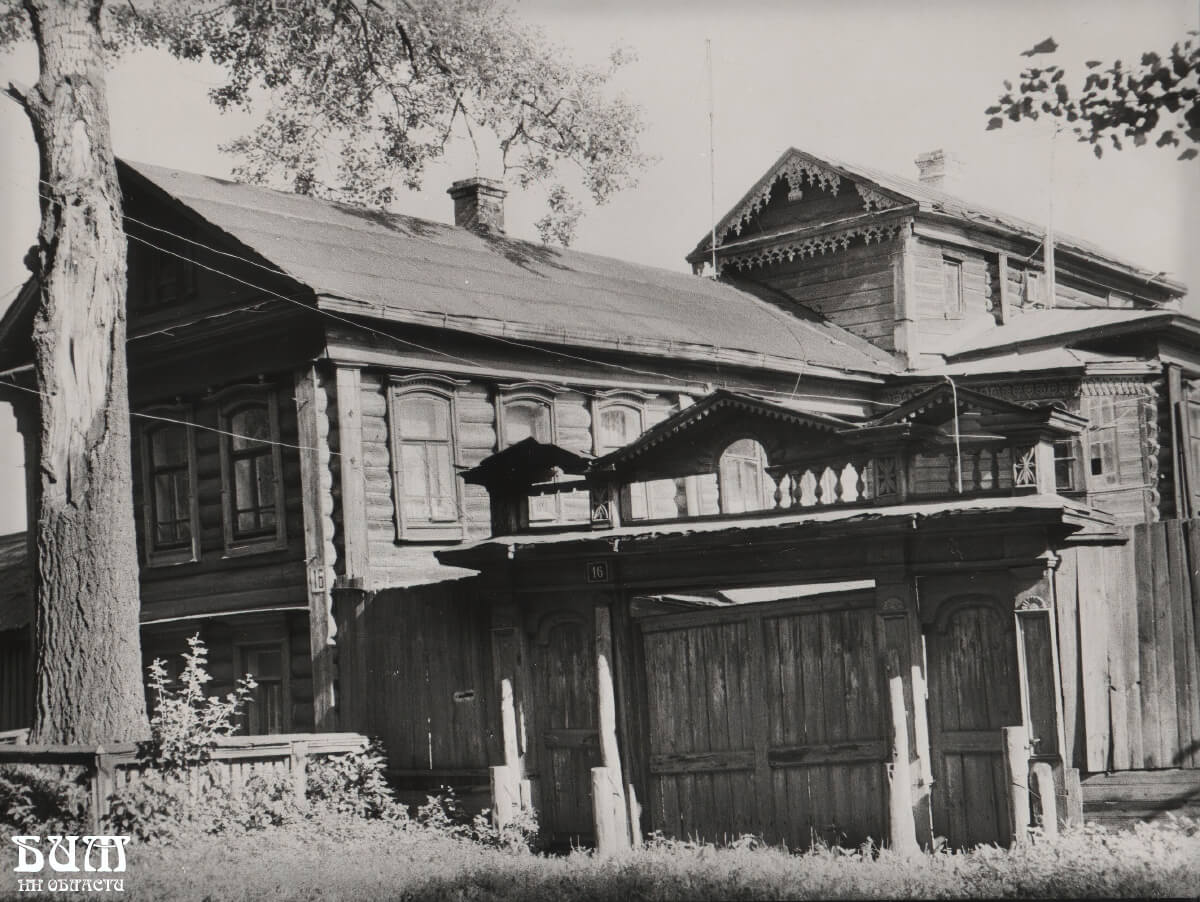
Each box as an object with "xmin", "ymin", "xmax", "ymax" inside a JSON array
[
  {"xmin": 722, "ymin": 219, "xmax": 909, "ymax": 273},
  {"xmin": 701, "ymin": 148, "xmax": 911, "ymax": 251}
]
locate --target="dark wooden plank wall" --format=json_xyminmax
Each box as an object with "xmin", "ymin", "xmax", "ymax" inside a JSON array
[
  {"xmin": 748, "ymin": 177, "xmax": 868, "ymax": 234},
  {"xmin": 1082, "ymin": 769, "xmax": 1200, "ymax": 828},
  {"xmin": 133, "ymin": 374, "xmax": 308, "ymax": 620},
  {"xmin": 0, "ymin": 629, "xmax": 31, "ymax": 731},
  {"xmin": 1062, "ymin": 520, "xmax": 1200, "ymax": 777},
  {"xmin": 639, "ymin": 596, "xmax": 887, "ymax": 849},
  {"xmin": 339, "ymin": 579, "xmax": 497, "ymax": 774},
  {"xmin": 1000, "ymin": 258, "xmax": 1122, "ymax": 310},
  {"xmin": 733, "ymin": 240, "xmax": 899, "ymax": 351}
]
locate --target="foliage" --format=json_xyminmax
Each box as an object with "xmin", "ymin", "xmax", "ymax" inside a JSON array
[
  {"xmin": 3, "ymin": 813, "xmax": 1196, "ymax": 901},
  {"xmin": 987, "ymin": 32, "xmax": 1200, "ymax": 160},
  {"xmin": 305, "ymin": 739, "xmax": 408, "ymax": 821},
  {"xmin": 143, "ymin": 633, "xmax": 256, "ymax": 771},
  {"xmin": 0, "ymin": 764, "xmax": 89, "ymax": 835},
  {"xmin": 100, "ymin": 0, "xmax": 649, "ymax": 244},
  {"xmin": 414, "ymin": 786, "xmax": 539, "ymax": 852}
]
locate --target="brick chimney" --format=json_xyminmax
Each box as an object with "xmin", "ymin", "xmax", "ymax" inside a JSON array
[
  {"xmin": 448, "ymin": 177, "xmax": 506, "ymax": 233},
  {"xmin": 913, "ymin": 149, "xmax": 964, "ymax": 193}
]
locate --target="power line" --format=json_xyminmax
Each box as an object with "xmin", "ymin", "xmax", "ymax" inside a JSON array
[{"xmin": 18, "ymin": 179, "xmax": 899, "ymax": 412}]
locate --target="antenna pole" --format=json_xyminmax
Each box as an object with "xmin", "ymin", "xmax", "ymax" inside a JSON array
[
  {"xmin": 707, "ymin": 38, "xmax": 717, "ymax": 278},
  {"xmin": 1044, "ymin": 124, "xmax": 1057, "ymax": 306}
]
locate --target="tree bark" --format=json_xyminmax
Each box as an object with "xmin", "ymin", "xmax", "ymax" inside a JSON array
[{"xmin": 19, "ymin": 0, "xmax": 148, "ymax": 744}]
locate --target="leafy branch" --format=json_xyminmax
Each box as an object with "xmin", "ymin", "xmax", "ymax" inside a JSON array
[{"xmin": 986, "ymin": 32, "xmax": 1200, "ymax": 160}]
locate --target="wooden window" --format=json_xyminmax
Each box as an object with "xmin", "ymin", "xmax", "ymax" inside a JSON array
[
  {"xmin": 597, "ymin": 402, "xmax": 649, "ymax": 520},
  {"xmin": 129, "ymin": 238, "xmax": 197, "ymax": 308},
  {"xmin": 1053, "ymin": 438, "xmax": 1079, "ymax": 492},
  {"xmin": 498, "ymin": 390, "xmax": 588, "ymax": 525},
  {"xmin": 718, "ymin": 438, "xmax": 773, "ymax": 514},
  {"xmin": 236, "ymin": 641, "xmax": 291, "ymax": 735},
  {"xmin": 390, "ymin": 384, "xmax": 463, "ymax": 541},
  {"xmin": 219, "ymin": 389, "xmax": 287, "ymax": 556},
  {"xmin": 942, "ymin": 258, "xmax": 964, "ymax": 319},
  {"xmin": 1025, "ymin": 271, "xmax": 1042, "ymax": 306},
  {"xmin": 139, "ymin": 409, "xmax": 200, "ymax": 566},
  {"xmin": 1085, "ymin": 397, "xmax": 1120, "ymax": 487}
]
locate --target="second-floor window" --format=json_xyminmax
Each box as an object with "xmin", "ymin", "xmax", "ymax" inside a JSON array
[
  {"xmin": 219, "ymin": 390, "xmax": 287, "ymax": 555},
  {"xmin": 942, "ymin": 258, "xmax": 964, "ymax": 319},
  {"xmin": 719, "ymin": 438, "xmax": 773, "ymax": 514},
  {"xmin": 1086, "ymin": 397, "xmax": 1120, "ymax": 487},
  {"xmin": 597, "ymin": 403, "xmax": 649, "ymax": 520},
  {"xmin": 140, "ymin": 411, "xmax": 199, "ymax": 566},
  {"xmin": 391, "ymin": 387, "xmax": 462, "ymax": 539},
  {"xmin": 499, "ymin": 392, "xmax": 588, "ymax": 524}
]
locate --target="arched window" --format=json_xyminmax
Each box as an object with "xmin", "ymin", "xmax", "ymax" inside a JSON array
[
  {"xmin": 502, "ymin": 398, "xmax": 553, "ymax": 446},
  {"xmin": 219, "ymin": 390, "xmax": 286, "ymax": 555},
  {"xmin": 718, "ymin": 438, "xmax": 773, "ymax": 514},
  {"xmin": 140, "ymin": 409, "xmax": 199, "ymax": 565},
  {"xmin": 597, "ymin": 402, "xmax": 649, "ymax": 520},
  {"xmin": 391, "ymin": 388, "xmax": 462, "ymax": 538}
]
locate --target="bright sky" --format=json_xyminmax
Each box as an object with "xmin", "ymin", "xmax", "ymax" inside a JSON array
[{"xmin": 0, "ymin": 0, "xmax": 1197, "ymax": 535}]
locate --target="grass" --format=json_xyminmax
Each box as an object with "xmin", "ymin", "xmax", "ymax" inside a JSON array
[{"xmin": 3, "ymin": 815, "xmax": 1198, "ymax": 901}]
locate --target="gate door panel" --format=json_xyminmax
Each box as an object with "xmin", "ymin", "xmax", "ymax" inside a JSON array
[
  {"xmin": 639, "ymin": 593, "xmax": 888, "ymax": 848},
  {"xmin": 925, "ymin": 599, "xmax": 1022, "ymax": 848}
]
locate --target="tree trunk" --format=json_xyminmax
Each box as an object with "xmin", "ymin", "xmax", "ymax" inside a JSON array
[{"xmin": 20, "ymin": 0, "xmax": 148, "ymax": 744}]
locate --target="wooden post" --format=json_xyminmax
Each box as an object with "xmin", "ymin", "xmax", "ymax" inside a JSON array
[
  {"xmin": 295, "ymin": 366, "xmax": 338, "ymax": 730},
  {"xmin": 887, "ymin": 675, "xmax": 920, "ymax": 857},
  {"xmin": 1063, "ymin": 767, "xmax": 1084, "ymax": 825},
  {"xmin": 90, "ymin": 747, "xmax": 114, "ymax": 833},
  {"xmin": 290, "ymin": 740, "xmax": 309, "ymax": 805},
  {"xmin": 334, "ymin": 366, "xmax": 370, "ymax": 580},
  {"xmin": 1030, "ymin": 761, "xmax": 1057, "ymax": 836},
  {"xmin": 997, "ymin": 252, "xmax": 1012, "ymax": 324},
  {"xmin": 593, "ymin": 606, "xmax": 630, "ymax": 853},
  {"xmin": 492, "ymin": 678, "xmax": 524, "ymax": 829},
  {"xmin": 627, "ymin": 783, "xmax": 643, "ymax": 847},
  {"xmin": 1003, "ymin": 725, "xmax": 1031, "ymax": 844}
]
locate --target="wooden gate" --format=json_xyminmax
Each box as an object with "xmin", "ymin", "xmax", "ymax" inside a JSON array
[
  {"xmin": 528, "ymin": 611, "xmax": 601, "ymax": 843},
  {"xmin": 637, "ymin": 592, "xmax": 889, "ymax": 848},
  {"xmin": 924, "ymin": 597, "xmax": 1022, "ymax": 847}
]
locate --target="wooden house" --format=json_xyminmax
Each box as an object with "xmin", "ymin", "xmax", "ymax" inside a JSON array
[{"xmin": 1, "ymin": 146, "xmax": 1198, "ymax": 847}]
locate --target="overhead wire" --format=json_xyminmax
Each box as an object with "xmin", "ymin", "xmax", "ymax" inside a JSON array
[{"xmin": 18, "ymin": 176, "xmax": 900, "ymax": 409}]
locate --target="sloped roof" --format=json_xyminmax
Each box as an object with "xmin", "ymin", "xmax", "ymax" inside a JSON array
[
  {"xmin": 119, "ymin": 161, "xmax": 897, "ymax": 377},
  {"xmin": 692, "ymin": 148, "xmax": 1185, "ymax": 297},
  {"xmin": 936, "ymin": 308, "xmax": 1197, "ymax": 359}
]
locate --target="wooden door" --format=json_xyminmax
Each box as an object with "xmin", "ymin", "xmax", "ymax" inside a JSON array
[
  {"xmin": 528, "ymin": 612, "xmax": 601, "ymax": 843},
  {"xmin": 925, "ymin": 599, "xmax": 1022, "ymax": 847},
  {"xmin": 638, "ymin": 593, "xmax": 888, "ymax": 848}
]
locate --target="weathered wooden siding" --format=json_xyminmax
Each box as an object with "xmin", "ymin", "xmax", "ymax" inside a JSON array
[
  {"xmin": 728, "ymin": 239, "xmax": 900, "ymax": 351},
  {"xmin": 910, "ymin": 239, "xmax": 995, "ymax": 336},
  {"xmin": 638, "ymin": 594, "xmax": 888, "ymax": 849},
  {"xmin": 132, "ymin": 376, "xmax": 308, "ymax": 621},
  {"xmin": 335, "ymin": 579, "xmax": 496, "ymax": 775},
  {"xmin": 1060, "ymin": 520, "xmax": 1200, "ymax": 775},
  {"xmin": 1082, "ymin": 769, "xmax": 1200, "ymax": 829},
  {"xmin": 0, "ymin": 629, "xmax": 31, "ymax": 731}
]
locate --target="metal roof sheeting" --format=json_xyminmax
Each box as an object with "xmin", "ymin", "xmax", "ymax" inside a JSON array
[{"xmin": 123, "ymin": 161, "xmax": 897, "ymax": 376}]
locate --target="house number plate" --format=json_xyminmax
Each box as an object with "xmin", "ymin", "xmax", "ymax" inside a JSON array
[{"xmin": 586, "ymin": 561, "xmax": 611, "ymax": 583}]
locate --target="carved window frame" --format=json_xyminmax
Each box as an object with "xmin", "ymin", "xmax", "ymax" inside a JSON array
[
  {"xmin": 942, "ymin": 256, "xmax": 965, "ymax": 320},
  {"xmin": 217, "ymin": 385, "xmax": 288, "ymax": 558},
  {"xmin": 139, "ymin": 403, "xmax": 201, "ymax": 567},
  {"xmin": 388, "ymin": 374, "xmax": 466, "ymax": 543},
  {"xmin": 717, "ymin": 436, "xmax": 774, "ymax": 514},
  {"xmin": 592, "ymin": 391, "xmax": 656, "ymax": 521}
]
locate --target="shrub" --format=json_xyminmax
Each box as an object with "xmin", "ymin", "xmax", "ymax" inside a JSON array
[
  {"xmin": 143, "ymin": 633, "xmax": 257, "ymax": 771},
  {"xmin": 0, "ymin": 763, "xmax": 89, "ymax": 835},
  {"xmin": 305, "ymin": 740, "xmax": 407, "ymax": 822}
]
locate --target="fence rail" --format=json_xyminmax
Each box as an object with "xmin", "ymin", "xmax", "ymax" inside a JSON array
[{"xmin": 0, "ymin": 731, "xmax": 368, "ymax": 830}]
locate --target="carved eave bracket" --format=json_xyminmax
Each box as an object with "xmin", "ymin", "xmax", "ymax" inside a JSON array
[{"xmin": 720, "ymin": 217, "xmax": 910, "ymax": 274}]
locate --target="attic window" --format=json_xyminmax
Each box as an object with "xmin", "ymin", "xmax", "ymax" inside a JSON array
[
  {"xmin": 942, "ymin": 258, "xmax": 964, "ymax": 319},
  {"xmin": 1025, "ymin": 271, "xmax": 1042, "ymax": 306}
]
